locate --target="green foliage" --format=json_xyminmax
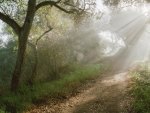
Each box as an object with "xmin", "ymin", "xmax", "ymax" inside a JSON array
[
  {"xmin": 0, "ymin": 40, "xmax": 17, "ymax": 88},
  {"xmin": 131, "ymin": 64, "xmax": 150, "ymax": 113},
  {"xmin": 0, "ymin": 109, "xmax": 5, "ymax": 113},
  {"xmin": 0, "ymin": 64, "xmax": 104, "ymax": 112}
]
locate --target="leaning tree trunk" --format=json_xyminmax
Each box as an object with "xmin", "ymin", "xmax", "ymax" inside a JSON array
[
  {"xmin": 27, "ymin": 28, "xmax": 52, "ymax": 86},
  {"xmin": 27, "ymin": 43, "xmax": 38, "ymax": 86},
  {"xmin": 30, "ymin": 45, "xmax": 38, "ymax": 85}
]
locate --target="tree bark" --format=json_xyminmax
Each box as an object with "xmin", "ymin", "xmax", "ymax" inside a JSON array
[
  {"xmin": 30, "ymin": 45, "xmax": 38, "ymax": 85},
  {"xmin": 11, "ymin": 34, "xmax": 28, "ymax": 91},
  {"xmin": 11, "ymin": 0, "xmax": 36, "ymax": 92},
  {"xmin": 27, "ymin": 42, "xmax": 37, "ymax": 86}
]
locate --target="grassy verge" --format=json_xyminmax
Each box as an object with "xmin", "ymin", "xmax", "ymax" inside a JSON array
[
  {"xmin": 0, "ymin": 64, "xmax": 105, "ymax": 113},
  {"xmin": 131, "ymin": 63, "xmax": 150, "ymax": 113}
]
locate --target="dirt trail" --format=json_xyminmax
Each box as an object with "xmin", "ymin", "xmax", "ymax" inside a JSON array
[{"xmin": 27, "ymin": 72, "xmax": 132, "ymax": 113}]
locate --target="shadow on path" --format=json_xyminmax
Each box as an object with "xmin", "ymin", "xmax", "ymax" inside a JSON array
[{"xmin": 72, "ymin": 72, "xmax": 132, "ymax": 113}]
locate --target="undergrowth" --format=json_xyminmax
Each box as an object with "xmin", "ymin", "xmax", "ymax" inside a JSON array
[
  {"xmin": 0, "ymin": 64, "xmax": 105, "ymax": 113},
  {"xmin": 131, "ymin": 63, "xmax": 150, "ymax": 113}
]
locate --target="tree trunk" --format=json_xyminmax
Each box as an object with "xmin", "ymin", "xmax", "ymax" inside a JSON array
[
  {"xmin": 10, "ymin": 0, "xmax": 36, "ymax": 92},
  {"xmin": 28, "ymin": 44, "xmax": 38, "ymax": 86},
  {"xmin": 30, "ymin": 46, "xmax": 38, "ymax": 85},
  {"xmin": 11, "ymin": 35, "xmax": 28, "ymax": 91}
]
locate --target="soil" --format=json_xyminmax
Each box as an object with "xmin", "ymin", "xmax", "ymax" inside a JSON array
[{"xmin": 26, "ymin": 71, "xmax": 133, "ymax": 113}]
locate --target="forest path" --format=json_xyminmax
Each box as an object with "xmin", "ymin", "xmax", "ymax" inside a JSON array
[{"xmin": 28, "ymin": 71, "xmax": 132, "ymax": 113}]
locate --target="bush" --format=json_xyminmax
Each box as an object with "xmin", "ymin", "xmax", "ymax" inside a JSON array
[
  {"xmin": 0, "ymin": 40, "xmax": 16, "ymax": 91},
  {"xmin": 131, "ymin": 64, "xmax": 150, "ymax": 113},
  {"xmin": 0, "ymin": 64, "xmax": 104, "ymax": 113}
]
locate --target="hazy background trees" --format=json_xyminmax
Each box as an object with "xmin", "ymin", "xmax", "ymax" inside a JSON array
[
  {"xmin": 0, "ymin": 0, "xmax": 150, "ymax": 112},
  {"xmin": 0, "ymin": 0, "xmax": 102, "ymax": 90},
  {"xmin": 0, "ymin": 0, "xmax": 149, "ymax": 92}
]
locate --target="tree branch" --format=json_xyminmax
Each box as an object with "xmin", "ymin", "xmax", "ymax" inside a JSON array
[
  {"xmin": 36, "ymin": 0, "xmax": 74, "ymax": 13},
  {"xmin": 27, "ymin": 26, "xmax": 52, "ymax": 86},
  {"xmin": 23, "ymin": 0, "xmax": 36, "ymax": 29},
  {"xmin": 54, "ymin": 4, "xmax": 75, "ymax": 13},
  {"xmin": 36, "ymin": 27, "xmax": 53, "ymax": 45},
  {"xmin": 0, "ymin": 12, "xmax": 21, "ymax": 35},
  {"xmin": 0, "ymin": 0, "xmax": 4, "ymax": 3}
]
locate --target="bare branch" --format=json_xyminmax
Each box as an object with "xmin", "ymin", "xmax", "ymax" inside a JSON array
[
  {"xmin": 36, "ymin": 0, "xmax": 75, "ymax": 13},
  {"xmin": 28, "ymin": 27, "xmax": 53, "ymax": 48},
  {"xmin": 0, "ymin": 6, "xmax": 8, "ymax": 15},
  {"xmin": 64, "ymin": 0, "xmax": 84, "ymax": 10},
  {"xmin": 0, "ymin": 12, "xmax": 21, "ymax": 35},
  {"xmin": 54, "ymin": 4, "xmax": 75, "ymax": 13},
  {"xmin": 64, "ymin": 0, "xmax": 96, "ymax": 13},
  {"xmin": 36, "ymin": 26, "xmax": 53, "ymax": 45},
  {"xmin": 36, "ymin": 0, "xmax": 60, "ymax": 11}
]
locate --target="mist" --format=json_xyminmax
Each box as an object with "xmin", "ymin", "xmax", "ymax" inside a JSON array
[
  {"xmin": 0, "ymin": 1, "xmax": 150, "ymax": 112},
  {"xmin": 69, "ymin": 1, "xmax": 150, "ymax": 72}
]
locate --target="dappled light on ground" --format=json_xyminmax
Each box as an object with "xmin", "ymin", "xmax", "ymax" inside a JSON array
[
  {"xmin": 67, "ymin": 72, "xmax": 131, "ymax": 113},
  {"xmin": 101, "ymin": 72, "xmax": 128, "ymax": 85},
  {"xmin": 27, "ymin": 71, "xmax": 131, "ymax": 113}
]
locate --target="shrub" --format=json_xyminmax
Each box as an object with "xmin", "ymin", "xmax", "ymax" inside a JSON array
[
  {"xmin": 131, "ymin": 64, "xmax": 150, "ymax": 113},
  {"xmin": 0, "ymin": 64, "xmax": 104, "ymax": 113}
]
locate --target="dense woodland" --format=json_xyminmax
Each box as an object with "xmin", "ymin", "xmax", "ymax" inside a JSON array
[{"xmin": 0, "ymin": 0, "xmax": 150, "ymax": 113}]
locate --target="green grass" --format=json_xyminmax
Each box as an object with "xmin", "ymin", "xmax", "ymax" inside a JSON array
[
  {"xmin": 131, "ymin": 64, "xmax": 150, "ymax": 113},
  {"xmin": 0, "ymin": 64, "xmax": 105, "ymax": 113}
]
